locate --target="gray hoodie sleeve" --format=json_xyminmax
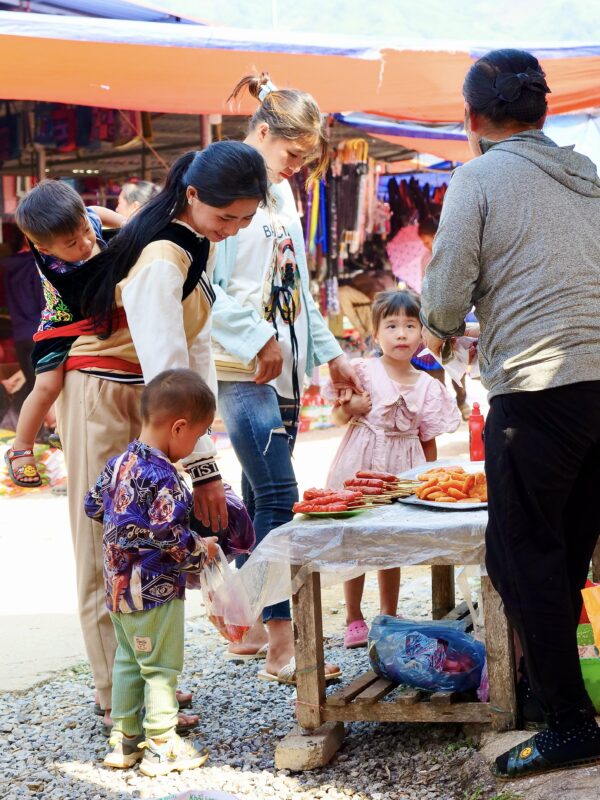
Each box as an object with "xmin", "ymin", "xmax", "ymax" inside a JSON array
[{"xmin": 420, "ymin": 167, "xmax": 486, "ymax": 338}]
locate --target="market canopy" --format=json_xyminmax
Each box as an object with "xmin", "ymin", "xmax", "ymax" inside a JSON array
[
  {"xmin": 334, "ymin": 112, "xmax": 600, "ymax": 168},
  {"xmin": 2, "ymin": 10, "xmax": 600, "ymax": 120}
]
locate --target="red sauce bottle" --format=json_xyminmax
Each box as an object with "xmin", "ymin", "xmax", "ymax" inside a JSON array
[{"xmin": 469, "ymin": 402, "xmax": 485, "ymax": 462}]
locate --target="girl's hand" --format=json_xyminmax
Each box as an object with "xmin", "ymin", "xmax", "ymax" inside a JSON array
[
  {"xmin": 345, "ymin": 392, "xmax": 372, "ymax": 417},
  {"xmin": 328, "ymin": 355, "xmax": 363, "ymax": 404},
  {"xmin": 203, "ymin": 536, "xmax": 219, "ymax": 562}
]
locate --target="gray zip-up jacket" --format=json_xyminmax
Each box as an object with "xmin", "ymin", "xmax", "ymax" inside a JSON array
[{"xmin": 421, "ymin": 129, "xmax": 600, "ymax": 398}]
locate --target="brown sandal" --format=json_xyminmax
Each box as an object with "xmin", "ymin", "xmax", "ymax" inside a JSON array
[{"xmin": 4, "ymin": 448, "xmax": 42, "ymax": 488}]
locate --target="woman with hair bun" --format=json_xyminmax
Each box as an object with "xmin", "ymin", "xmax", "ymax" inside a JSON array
[
  {"xmin": 421, "ymin": 48, "xmax": 600, "ymax": 779},
  {"xmin": 212, "ymin": 72, "xmax": 362, "ymax": 683}
]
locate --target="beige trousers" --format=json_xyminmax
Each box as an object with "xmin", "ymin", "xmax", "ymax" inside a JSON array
[{"xmin": 57, "ymin": 371, "xmax": 143, "ymax": 709}]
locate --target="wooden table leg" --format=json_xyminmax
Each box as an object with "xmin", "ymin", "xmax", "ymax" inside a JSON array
[
  {"xmin": 592, "ymin": 537, "xmax": 600, "ymax": 584},
  {"xmin": 291, "ymin": 565, "xmax": 326, "ymax": 731},
  {"xmin": 431, "ymin": 565, "xmax": 455, "ymax": 619},
  {"xmin": 276, "ymin": 567, "xmax": 343, "ymax": 770},
  {"xmin": 481, "ymin": 575, "xmax": 517, "ymax": 731}
]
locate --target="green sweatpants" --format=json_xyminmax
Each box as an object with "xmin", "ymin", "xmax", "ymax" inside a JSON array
[{"xmin": 110, "ymin": 599, "xmax": 184, "ymax": 737}]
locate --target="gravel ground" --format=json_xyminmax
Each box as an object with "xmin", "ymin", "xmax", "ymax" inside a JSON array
[{"xmin": 0, "ymin": 570, "xmax": 509, "ymax": 800}]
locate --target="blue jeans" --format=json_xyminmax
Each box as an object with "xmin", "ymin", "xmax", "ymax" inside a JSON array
[{"xmin": 218, "ymin": 381, "xmax": 299, "ymax": 622}]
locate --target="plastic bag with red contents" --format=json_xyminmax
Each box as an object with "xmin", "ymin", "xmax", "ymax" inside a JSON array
[
  {"xmin": 368, "ymin": 615, "xmax": 486, "ymax": 692},
  {"xmin": 194, "ymin": 547, "xmax": 253, "ymax": 643}
]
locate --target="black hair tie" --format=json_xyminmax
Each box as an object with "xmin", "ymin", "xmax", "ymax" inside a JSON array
[{"xmin": 493, "ymin": 70, "xmax": 549, "ymax": 103}]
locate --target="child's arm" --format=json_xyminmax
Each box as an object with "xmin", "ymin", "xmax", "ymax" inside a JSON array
[
  {"xmin": 147, "ymin": 473, "xmax": 215, "ymax": 570},
  {"xmin": 421, "ymin": 437, "xmax": 437, "ymax": 462},
  {"xmin": 331, "ymin": 392, "xmax": 372, "ymax": 426},
  {"xmin": 88, "ymin": 206, "xmax": 126, "ymax": 229},
  {"xmin": 84, "ymin": 465, "xmax": 112, "ymax": 520}
]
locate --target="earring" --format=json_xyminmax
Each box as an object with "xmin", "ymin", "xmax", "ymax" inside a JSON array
[{"xmin": 188, "ymin": 199, "xmax": 192, "ymax": 205}]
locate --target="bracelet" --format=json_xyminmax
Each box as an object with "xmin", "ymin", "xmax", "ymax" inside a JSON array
[{"xmin": 185, "ymin": 459, "xmax": 221, "ymax": 486}]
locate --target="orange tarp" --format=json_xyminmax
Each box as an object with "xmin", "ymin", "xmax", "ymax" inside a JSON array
[
  {"xmin": 0, "ymin": 35, "xmax": 382, "ymax": 116},
  {"xmin": 1, "ymin": 23, "xmax": 600, "ymax": 120}
]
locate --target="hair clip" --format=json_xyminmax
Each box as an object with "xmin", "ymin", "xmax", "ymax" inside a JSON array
[{"xmin": 258, "ymin": 80, "xmax": 278, "ymax": 102}]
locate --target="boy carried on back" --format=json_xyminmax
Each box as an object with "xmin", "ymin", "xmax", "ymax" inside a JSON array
[{"xmin": 5, "ymin": 180, "xmax": 124, "ymax": 486}]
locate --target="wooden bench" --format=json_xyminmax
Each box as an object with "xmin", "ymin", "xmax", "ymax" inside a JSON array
[{"xmin": 275, "ymin": 565, "xmax": 517, "ymax": 770}]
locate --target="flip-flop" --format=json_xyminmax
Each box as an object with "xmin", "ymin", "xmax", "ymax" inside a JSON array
[
  {"xmin": 4, "ymin": 447, "xmax": 42, "ymax": 488},
  {"xmin": 257, "ymin": 657, "xmax": 342, "ymax": 686},
  {"xmin": 344, "ymin": 619, "xmax": 369, "ymax": 649},
  {"xmin": 224, "ymin": 643, "xmax": 268, "ymax": 662}
]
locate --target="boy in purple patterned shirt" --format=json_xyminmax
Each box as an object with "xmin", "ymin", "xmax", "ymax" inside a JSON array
[{"xmin": 85, "ymin": 368, "xmax": 218, "ymax": 776}]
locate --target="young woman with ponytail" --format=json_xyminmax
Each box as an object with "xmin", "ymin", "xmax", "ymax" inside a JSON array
[
  {"xmin": 212, "ymin": 73, "xmax": 362, "ymax": 683},
  {"xmin": 58, "ymin": 141, "xmax": 267, "ymax": 732}
]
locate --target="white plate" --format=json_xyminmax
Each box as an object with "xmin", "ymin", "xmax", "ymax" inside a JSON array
[
  {"xmin": 398, "ymin": 495, "xmax": 486, "ymax": 511},
  {"xmin": 397, "ymin": 459, "xmax": 487, "ymax": 511}
]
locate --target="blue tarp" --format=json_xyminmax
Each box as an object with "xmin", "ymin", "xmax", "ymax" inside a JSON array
[
  {"xmin": 336, "ymin": 112, "xmax": 600, "ymax": 169},
  {"xmin": 0, "ymin": 1, "xmax": 198, "ymax": 23}
]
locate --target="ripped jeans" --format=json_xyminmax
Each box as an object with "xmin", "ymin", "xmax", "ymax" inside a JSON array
[{"xmin": 218, "ymin": 381, "xmax": 299, "ymax": 622}]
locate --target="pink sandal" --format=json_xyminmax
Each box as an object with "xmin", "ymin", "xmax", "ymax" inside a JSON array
[{"xmin": 344, "ymin": 619, "xmax": 369, "ymax": 649}]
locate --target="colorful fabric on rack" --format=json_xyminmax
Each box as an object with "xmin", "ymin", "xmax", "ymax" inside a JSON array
[
  {"xmin": 386, "ymin": 223, "xmax": 427, "ymax": 291},
  {"xmin": 0, "ymin": 109, "xmax": 21, "ymax": 162},
  {"xmin": 308, "ymin": 179, "xmax": 320, "ymax": 255},
  {"xmin": 51, "ymin": 107, "xmax": 77, "ymax": 152}
]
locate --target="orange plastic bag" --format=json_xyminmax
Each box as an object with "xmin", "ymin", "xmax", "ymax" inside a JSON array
[{"xmin": 581, "ymin": 584, "xmax": 600, "ymax": 649}]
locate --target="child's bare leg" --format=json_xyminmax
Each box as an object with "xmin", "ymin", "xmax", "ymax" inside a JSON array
[
  {"xmin": 378, "ymin": 567, "xmax": 401, "ymax": 617},
  {"xmin": 11, "ymin": 366, "xmax": 64, "ymax": 480},
  {"xmin": 344, "ymin": 574, "xmax": 366, "ymax": 624}
]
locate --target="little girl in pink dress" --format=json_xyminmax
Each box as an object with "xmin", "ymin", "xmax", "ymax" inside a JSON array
[{"xmin": 326, "ymin": 290, "xmax": 461, "ymax": 648}]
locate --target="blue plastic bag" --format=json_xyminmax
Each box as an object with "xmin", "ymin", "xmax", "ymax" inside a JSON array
[{"xmin": 368, "ymin": 615, "xmax": 486, "ymax": 693}]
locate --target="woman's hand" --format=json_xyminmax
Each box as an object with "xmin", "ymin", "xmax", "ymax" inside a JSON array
[
  {"xmin": 255, "ymin": 336, "xmax": 283, "ymax": 384},
  {"xmin": 422, "ymin": 328, "xmax": 445, "ymax": 357},
  {"xmin": 328, "ymin": 355, "xmax": 363, "ymax": 405},
  {"xmin": 193, "ymin": 479, "xmax": 229, "ymax": 532}
]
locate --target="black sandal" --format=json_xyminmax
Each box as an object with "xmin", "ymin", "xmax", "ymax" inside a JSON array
[{"xmin": 491, "ymin": 735, "xmax": 600, "ymax": 780}]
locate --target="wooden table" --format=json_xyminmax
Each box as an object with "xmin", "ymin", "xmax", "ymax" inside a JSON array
[{"xmin": 230, "ymin": 488, "xmax": 518, "ymax": 770}]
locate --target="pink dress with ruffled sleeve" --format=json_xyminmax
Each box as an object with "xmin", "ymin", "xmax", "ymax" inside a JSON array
[{"xmin": 326, "ymin": 357, "xmax": 461, "ymax": 489}]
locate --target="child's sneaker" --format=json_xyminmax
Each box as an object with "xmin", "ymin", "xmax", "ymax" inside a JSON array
[
  {"xmin": 103, "ymin": 731, "xmax": 144, "ymax": 769},
  {"xmin": 139, "ymin": 733, "xmax": 209, "ymax": 777}
]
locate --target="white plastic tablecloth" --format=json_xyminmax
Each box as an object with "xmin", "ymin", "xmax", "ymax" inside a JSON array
[{"xmin": 227, "ymin": 501, "xmax": 488, "ymax": 620}]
